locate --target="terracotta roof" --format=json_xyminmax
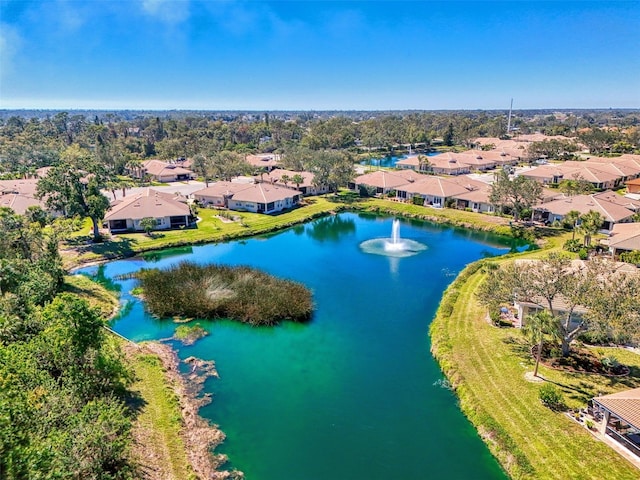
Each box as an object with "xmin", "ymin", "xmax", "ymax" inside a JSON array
[
  {"xmin": 0, "ymin": 193, "xmax": 44, "ymax": 214},
  {"xmin": 627, "ymin": 178, "xmax": 640, "ymax": 186},
  {"xmin": 427, "ymin": 153, "xmax": 472, "ymax": 173},
  {"xmin": 245, "ymin": 153, "xmax": 280, "ymax": 168},
  {"xmin": 594, "ymin": 387, "xmax": 640, "ymax": 430},
  {"xmin": 397, "ymin": 176, "xmax": 472, "ymax": 198},
  {"xmin": 193, "ymin": 181, "xmax": 253, "ymax": 198},
  {"xmin": 533, "ymin": 194, "xmax": 636, "ymax": 223},
  {"xmin": 354, "ymin": 169, "xmax": 425, "ymax": 189},
  {"xmin": 230, "ymin": 182, "xmax": 300, "ymax": 203},
  {"xmin": 593, "ymin": 191, "xmax": 640, "ymax": 211},
  {"xmin": 262, "ymin": 169, "xmax": 316, "ymax": 189},
  {"xmin": 141, "ymin": 160, "xmax": 194, "ymax": 177},
  {"xmin": 104, "ymin": 188, "xmax": 190, "ymax": 221},
  {"xmin": 0, "ymin": 179, "xmax": 39, "ymax": 197},
  {"xmin": 608, "ymin": 223, "xmax": 640, "ymax": 251}
]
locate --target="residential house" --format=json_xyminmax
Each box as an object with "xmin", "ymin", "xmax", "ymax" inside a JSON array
[
  {"xmin": 605, "ymin": 223, "xmax": 640, "ymax": 258},
  {"xmin": 593, "ymin": 387, "xmax": 640, "ymax": 458},
  {"xmin": 103, "ymin": 188, "xmax": 193, "ymax": 233},
  {"xmin": 396, "ymin": 175, "xmax": 482, "ymax": 208},
  {"xmin": 626, "ymin": 178, "xmax": 640, "ymax": 194},
  {"xmin": 227, "ymin": 183, "xmax": 301, "ymax": 213},
  {"xmin": 192, "ymin": 181, "xmax": 251, "ymax": 208},
  {"xmin": 245, "ymin": 153, "xmax": 280, "ymax": 172},
  {"xmin": 0, "ymin": 178, "xmax": 48, "ymax": 215},
  {"xmin": 455, "ymin": 151, "xmax": 498, "ymax": 171},
  {"xmin": 350, "ymin": 170, "xmax": 424, "ymax": 195},
  {"xmin": 423, "ymin": 153, "xmax": 471, "ymax": 175},
  {"xmin": 532, "ymin": 193, "xmax": 636, "ymax": 231},
  {"xmin": 261, "ymin": 169, "xmax": 330, "ymax": 196},
  {"xmin": 133, "ymin": 160, "xmax": 195, "ymax": 182}
]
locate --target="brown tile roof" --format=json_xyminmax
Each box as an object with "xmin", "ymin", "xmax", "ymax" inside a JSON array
[
  {"xmin": 427, "ymin": 153, "xmax": 472, "ymax": 173},
  {"xmin": 141, "ymin": 160, "xmax": 194, "ymax": 177},
  {"xmin": 0, "ymin": 179, "xmax": 39, "ymax": 197},
  {"xmin": 230, "ymin": 182, "xmax": 300, "ymax": 203},
  {"xmin": 397, "ymin": 176, "xmax": 471, "ymax": 198},
  {"xmin": 354, "ymin": 169, "xmax": 425, "ymax": 189},
  {"xmin": 533, "ymin": 194, "xmax": 636, "ymax": 222},
  {"xmin": 245, "ymin": 153, "xmax": 280, "ymax": 168},
  {"xmin": 262, "ymin": 169, "xmax": 316, "ymax": 189},
  {"xmin": 104, "ymin": 188, "xmax": 190, "ymax": 221},
  {"xmin": 0, "ymin": 193, "xmax": 44, "ymax": 215},
  {"xmin": 193, "ymin": 181, "xmax": 253, "ymax": 198},
  {"xmin": 608, "ymin": 223, "xmax": 640, "ymax": 251},
  {"xmin": 593, "ymin": 191, "xmax": 640, "ymax": 211},
  {"xmin": 627, "ymin": 178, "xmax": 640, "ymax": 186},
  {"xmin": 594, "ymin": 387, "xmax": 640, "ymax": 430}
]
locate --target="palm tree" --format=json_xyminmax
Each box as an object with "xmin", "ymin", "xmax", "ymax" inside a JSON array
[
  {"xmin": 291, "ymin": 174, "xmax": 304, "ymax": 191},
  {"xmin": 564, "ymin": 210, "xmax": 581, "ymax": 240},
  {"xmin": 417, "ymin": 154, "xmax": 431, "ymax": 173},
  {"xmin": 578, "ymin": 210, "xmax": 604, "ymax": 247},
  {"xmin": 523, "ymin": 310, "xmax": 556, "ymax": 378},
  {"xmin": 280, "ymin": 174, "xmax": 290, "ymax": 187}
]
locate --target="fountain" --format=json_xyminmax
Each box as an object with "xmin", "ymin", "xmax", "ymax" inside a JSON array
[{"xmin": 360, "ymin": 219, "xmax": 427, "ymax": 258}]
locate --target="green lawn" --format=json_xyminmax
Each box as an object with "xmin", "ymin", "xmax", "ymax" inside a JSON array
[
  {"xmin": 430, "ymin": 255, "xmax": 640, "ymax": 479},
  {"xmin": 126, "ymin": 348, "xmax": 195, "ymax": 480}
]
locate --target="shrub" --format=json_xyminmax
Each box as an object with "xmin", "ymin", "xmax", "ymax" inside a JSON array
[
  {"xmin": 601, "ymin": 355, "xmax": 620, "ymax": 370},
  {"xmin": 539, "ymin": 384, "xmax": 566, "ymax": 411},
  {"xmin": 578, "ymin": 248, "xmax": 589, "ymax": 260},
  {"xmin": 620, "ymin": 250, "xmax": 640, "ymax": 265},
  {"xmin": 412, "ymin": 196, "xmax": 425, "ymax": 206},
  {"xmin": 563, "ymin": 239, "xmax": 583, "ymax": 253}
]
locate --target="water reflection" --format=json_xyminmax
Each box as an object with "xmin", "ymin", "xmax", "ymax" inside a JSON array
[{"xmin": 307, "ymin": 215, "xmax": 356, "ymax": 243}]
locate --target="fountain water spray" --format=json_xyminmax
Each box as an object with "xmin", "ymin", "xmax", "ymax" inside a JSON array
[{"xmin": 360, "ymin": 219, "xmax": 427, "ymax": 258}]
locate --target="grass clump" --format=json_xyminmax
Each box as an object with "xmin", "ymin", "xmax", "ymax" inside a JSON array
[
  {"xmin": 137, "ymin": 261, "xmax": 314, "ymax": 326},
  {"xmin": 174, "ymin": 323, "xmax": 208, "ymax": 345}
]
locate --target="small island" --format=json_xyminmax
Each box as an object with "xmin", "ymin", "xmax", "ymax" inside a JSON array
[{"xmin": 137, "ymin": 261, "xmax": 314, "ymax": 326}]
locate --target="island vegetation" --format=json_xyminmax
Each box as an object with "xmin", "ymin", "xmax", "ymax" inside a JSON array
[{"xmin": 137, "ymin": 262, "xmax": 314, "ymax": 326}]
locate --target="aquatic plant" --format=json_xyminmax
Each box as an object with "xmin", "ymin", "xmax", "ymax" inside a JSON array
[{"xmin": 137, "ymin": 261, "xmax": 314, "ymax": 326}]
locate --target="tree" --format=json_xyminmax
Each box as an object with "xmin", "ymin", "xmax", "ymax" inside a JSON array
[
  {"xmin": 563, "ymin": 210, "xmax": 581, "ymax": 240},
  {"xmin": 558, "ymin": 176, "xmax": 594, "ymax": 197},
  {"xmin": 523, "ymin": 310, "xmax": 556, "ymax": 377},
  {"xmin": 291, "ymin": 174, "xmax": 304, "ymax": 191},
  {"xmin": 443, "ymin": 123, "xmax": 454, "ymax": 146},
  {"xmin": 417, "ymin": 154, "xmax": 431, "ymax": 173},
  {"xmin": 489, "ymin": 170, "xmax": 543, "ymax": 221},
  {"xmin": 577, "ymin": 210, "xmax": 604, "ymax": 247},
  {"xmin": 140, "ymin": 217, "xmax": 158, "ymax": 236},
  {"xmin": 479, "ymin": 254, "xmax": 597, "ymax": 357},
  {"xmin": 36, "ymin": 145, "xmax": 110, "ymax": 241},
  {"xmin": 280, "ymin": 174, "xmax": 290, "ymax": 187}
]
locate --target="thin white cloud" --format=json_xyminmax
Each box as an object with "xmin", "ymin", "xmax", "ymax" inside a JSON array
[
  {"xmin": 0, "ymin": 23, "xmax": 22, "ymax": 80},
  {"xmin": 141, "ymin": 0, "xmax": 190, "ymax": 24}
]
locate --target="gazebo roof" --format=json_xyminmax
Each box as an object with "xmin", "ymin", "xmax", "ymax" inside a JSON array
[{"xmin": 593, "ymin": 387, "xmax": 640, "ymax": 430}]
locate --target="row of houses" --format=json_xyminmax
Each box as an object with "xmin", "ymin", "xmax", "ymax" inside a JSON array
[
  {"xmin": 103, "ymin": 167, "xmax": 318, "ymax": 232},
  {"xmin": 349, "ymin": 169, "xmax": 640, "ymax": 233},
  {"xmin": 521, "ymin": 154, "xmax": 640, "ymax": 190}
]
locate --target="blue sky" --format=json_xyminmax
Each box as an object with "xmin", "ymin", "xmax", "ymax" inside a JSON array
[{"xmin": 1, "ymin": 0, "xmax": 639, "ymax": 110}]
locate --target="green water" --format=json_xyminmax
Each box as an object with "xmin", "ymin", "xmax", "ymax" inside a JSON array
[{"xmin": 80, "ymin": 213, "xmax": 514, "ymax": 479}]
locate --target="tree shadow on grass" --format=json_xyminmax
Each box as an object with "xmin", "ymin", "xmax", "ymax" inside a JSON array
[{"xmin": 87, "ymin": 237, "xmax": 139, "ymax": 260}]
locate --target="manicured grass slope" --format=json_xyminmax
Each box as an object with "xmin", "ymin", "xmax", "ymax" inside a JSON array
[
  {"xmin": 430, "ymin": 263, "xmax": 640, "ymax": 479},
  {"xmin": 127, "ymin": 350, "xmax": 194, "ymax": 479}
]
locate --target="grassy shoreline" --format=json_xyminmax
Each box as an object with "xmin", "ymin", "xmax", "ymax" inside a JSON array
[
  {"xmin": 429, "ymin": 246, "xmax": 640, "ymax": 478},
  {"xmin": 63, "ymin": 195, "xmax": 520, "ymax": 270}
]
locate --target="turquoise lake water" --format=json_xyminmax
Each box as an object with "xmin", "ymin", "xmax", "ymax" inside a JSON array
[{"xmin": 79, "ymin": 213, "xmax": 513, "ymax": 479}]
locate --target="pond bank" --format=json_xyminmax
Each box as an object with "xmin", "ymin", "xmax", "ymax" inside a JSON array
[
  {"xmin": 126, "ymin": 341, "xmax": 243, "ymax": 479},
  {"xmin": 64, "ymin": 196, "xmax": 536, "ymax": 271}
]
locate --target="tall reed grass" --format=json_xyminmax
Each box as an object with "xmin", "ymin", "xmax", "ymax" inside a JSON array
[{"xmin": 137, "ymin": 262, "xmax": 313, "ymax": 326}]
